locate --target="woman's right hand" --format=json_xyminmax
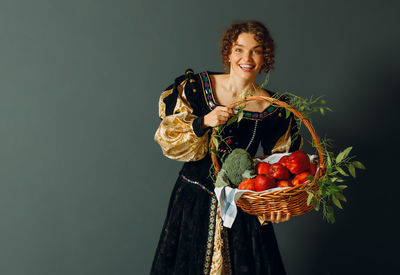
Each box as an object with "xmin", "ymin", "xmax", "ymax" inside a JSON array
[
  {"xmin": 203, "ymin": 106, "xmax": 234, "ymax": 128},
  {"xmin": 262, "ymin": 211, "xmax": 291, "ymax": 224}
]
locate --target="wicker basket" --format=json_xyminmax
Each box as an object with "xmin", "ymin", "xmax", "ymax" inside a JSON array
[{"xmin": 211, "ymin": 96, "xmax": 326, "ymax": 217}]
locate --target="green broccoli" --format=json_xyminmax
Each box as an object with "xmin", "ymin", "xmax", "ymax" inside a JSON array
[{"xmin": 216, "ymin": 148, "xmax": 255, "ymax": 187}]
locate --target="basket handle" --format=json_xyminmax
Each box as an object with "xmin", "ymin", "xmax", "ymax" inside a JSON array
[{"xmin": 210, "ymin": 96, "xmax": 326, "ymax": 178}]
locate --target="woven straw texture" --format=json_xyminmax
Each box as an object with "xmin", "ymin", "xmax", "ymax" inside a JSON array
[{"xmin": 211, "ymin": 96, "xmax": 326, "ymax": 217}]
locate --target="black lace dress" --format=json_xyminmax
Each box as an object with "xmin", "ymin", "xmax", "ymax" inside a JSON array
[{"xmin": 151, "ymin": 70, "xmax": 301, "ymax": 275}]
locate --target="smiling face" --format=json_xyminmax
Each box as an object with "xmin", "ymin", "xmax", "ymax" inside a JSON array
[{"xmin": 228, "ymin": 32, "xmax": 264, "ymax": 80}]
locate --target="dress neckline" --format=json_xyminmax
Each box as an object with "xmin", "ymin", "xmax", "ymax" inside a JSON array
[{"xmin": 199, "ymin": 71, "xmax": 278, "ymax": 120}]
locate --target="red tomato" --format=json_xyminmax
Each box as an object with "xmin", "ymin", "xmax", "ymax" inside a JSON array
[
  {"xmin": 291, "ymin": 172, "xmax": 312, "ymax": 186},
  {"xmin": 277, "ymin": 180, "xmax": 292, "ymax": 188},
  {"xmin": 238, "ymin": 178, "xmax": 256, "ymax": 191},
  {"xmin": 309, "ymin": 162, "xmax": 317, "ymax": 175},
  {"xmin": 268, "ymin": 163, "xmax": 290, "ymax": 180},
  {"xmin": 286, "ymin": 151, "xmax": 311, "ymax": 174},
  {"xmin": 254, "ymin": 175, "xmax": 277, "ymax": 192},
  {"xmin": 255, "ymin": 162, "xmax": 270, "ymax": 175},
  {"xmin": 278, "ymin": 155, "xmax": 289, "ymax": 167}
]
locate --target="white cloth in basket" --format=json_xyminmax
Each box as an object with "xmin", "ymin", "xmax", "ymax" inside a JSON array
[{"xmin": 214, "ymin": 153, "xmax": 317, "ymax": 228}]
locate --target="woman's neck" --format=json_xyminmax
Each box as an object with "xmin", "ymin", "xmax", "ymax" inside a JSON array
[{"xmin": 226, "ymin": 73, "xmax": 258, "ymax": 98}]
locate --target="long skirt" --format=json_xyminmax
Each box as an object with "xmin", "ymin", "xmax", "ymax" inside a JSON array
[{"xmin": 150, "ymin": 175, "xmax": 287, "ymax": 275}]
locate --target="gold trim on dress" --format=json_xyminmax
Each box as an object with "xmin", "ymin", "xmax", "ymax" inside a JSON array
[
  {"xmin": 203, "ymin": 196, "xmax": 218, "ymax": 274},
  {"xmin": 200, "ymin": 71, "xmax": 278, "ymax": 121},
  {"xmin": 210, "ymin": 205, "xmax": 223, "ymax": 275}
]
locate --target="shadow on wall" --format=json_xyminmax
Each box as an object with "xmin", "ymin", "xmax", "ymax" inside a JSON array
[{"xmin": 308, "ymin": 51, "xmax": 400, "ymax": 275}]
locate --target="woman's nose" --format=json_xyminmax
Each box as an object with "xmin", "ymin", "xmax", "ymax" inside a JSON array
[{"xmin": 243, "ymin": 51, "xmax": 253, "ymax": 61}]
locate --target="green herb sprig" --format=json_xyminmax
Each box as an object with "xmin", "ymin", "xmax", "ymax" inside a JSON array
[
  {"xmin": 275, "ymin": 93, "xmax": 366, "ymax": 223},
  {"xmin": 306, "ymin": 139, "xmax": 366, "ymax": 223},
  {"xmin": 274, "ymin": 92, "xmax": 366, "ymax": 223},
  {"xmin": 208, "ymin": 104, "xmax": 246, "ymax": 182}
]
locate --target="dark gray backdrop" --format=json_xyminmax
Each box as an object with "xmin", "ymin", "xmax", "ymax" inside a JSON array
[{"xmin": 1, "ymin": 0, "xmax": 399, "ymax": 274}]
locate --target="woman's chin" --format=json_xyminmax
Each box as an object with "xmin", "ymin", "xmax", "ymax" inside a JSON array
[{"xmin": 231, "ymin": 67, "xmax": 258, "ymax": 80}]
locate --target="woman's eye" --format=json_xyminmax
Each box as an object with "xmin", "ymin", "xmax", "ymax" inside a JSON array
[
  {"xmin": 235, "ymin": 48, "xmax": 241, "ymax": 53},
  {"xmin": 253, "ymin": 50, "xmax": 262, "ymax": 54}
]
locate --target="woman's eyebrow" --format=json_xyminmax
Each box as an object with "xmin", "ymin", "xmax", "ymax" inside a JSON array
[{"xmin": 234, "ymin": 43, "xmax": 263, "ymax": 49}]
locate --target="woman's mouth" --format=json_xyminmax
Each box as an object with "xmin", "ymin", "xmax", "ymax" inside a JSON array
[{"xmin": 239, "ymin": 64, "xmax": 255, "ymax": 72}]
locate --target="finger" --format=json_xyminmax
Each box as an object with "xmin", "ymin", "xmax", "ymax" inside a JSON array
[
  {"xmin": 215, "ymin": 109, "xmax": 229, "ymax": 117},
  {"xmin": 222, "ymin": 111, "xmax": 232, "ymax": 119},
  {"xmin": 269, "ymin": 212, "xmax": 276, "ymax": 223},
  {"xmin": 275, "ymin": 211, "xmax": 282, "ymax": 223},
  {"xmin": 218, "ymin": 106, "xmax": 234, "ymax": 115},
  {"xmin": 280, "ymin": 212, "xmax": 290, "ymax": 223},
  {"xmin": 219, "ymin": 106, "xmax": 232, "ymax": 112},
  {"xmin": 215, "ymin": 106, "xmax": 230, "ymax": 113},
  {"xmin": 220, "ymin": 109, "xmax": 233, "ymax": 118},
  {"xmin": 263, "ymin": 213, "xmax": 271, "ymax": 221},
  {"xmin": 281, "ymin": 203, "xmax": 290, "ymax": 222},
  {"xmin": 217, "ymin": 114, "xmax": 230, "ymax": 123}
]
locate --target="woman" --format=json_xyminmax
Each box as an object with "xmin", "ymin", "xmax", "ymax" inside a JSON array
[{"xmin": 151, "ymin": 21, "xmax": 302, "ymax": 275}]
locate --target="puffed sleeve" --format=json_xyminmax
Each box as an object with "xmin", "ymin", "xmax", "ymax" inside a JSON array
[
  {"xmin": 154, "ymin": 77, "xmax": 210, "ymax": 162},
  {"xmin": 261, "ymin": 109, "xmax": 303, "ymax": 155}
]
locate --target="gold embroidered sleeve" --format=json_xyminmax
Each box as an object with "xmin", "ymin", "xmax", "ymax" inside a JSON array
[{"xmin": 154, "ymin": 80, "xmax": 209, "ymax": 162}]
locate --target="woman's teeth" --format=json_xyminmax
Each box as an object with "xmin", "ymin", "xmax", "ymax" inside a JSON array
[{"xmin": 240, "ymin": 65, "xmax": 255, "ymax": 69}]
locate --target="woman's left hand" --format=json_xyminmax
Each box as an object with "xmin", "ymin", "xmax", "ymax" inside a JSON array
[{"xmin": 262, "ymin": 211, "xmax": 291, "ymax": 223}]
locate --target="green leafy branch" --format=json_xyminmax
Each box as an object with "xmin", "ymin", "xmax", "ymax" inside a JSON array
[
  {"xmin": 285, "ymin": 92, "xmax": 333, "ymax": 120},
  {"xmin": 261, "ymin": 84, "xmax": 366, "ymax": 223},
  {"xmin": 208, "ymin": 104, "xmax": 246, "ymax": 182},
  {"xmin": 208, "ymin": 73, "xmax": 366, "ymax": 223},
  {"xmin": 249, "ymin": 90, "xmax": 332, "ymax": 147},
  {"xmin": 279, "ymin": 92, "xmax": 366, "ymax": 223},
  {"xmin": 306, "ymin": 141, "xmax": 366, "ymax": 223},
  {"xmin": 279, "ymin": 92, "xmax": 332, "ymax": 144},
  {"xmin": 210, "ymin": 104, "xmax": 246, "ymax": 154}
]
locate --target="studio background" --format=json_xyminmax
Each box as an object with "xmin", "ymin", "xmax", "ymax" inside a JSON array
[{"xmin": 1, "ymin": 0, "xmax": 399, "ymax": 274}]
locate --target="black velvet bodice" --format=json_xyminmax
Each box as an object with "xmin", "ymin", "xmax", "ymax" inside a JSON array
[
  {"xmin": 151, "ymin": 70, "xmax": 300, "ymax": 275},
  {"xmin": 179, "ymin": 71, "xmax": 300, "ymax": 190}
]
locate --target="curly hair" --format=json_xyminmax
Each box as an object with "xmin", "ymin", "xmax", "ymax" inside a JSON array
[{"xmin": 220, "ymin": 21, "xmax": 275, "ymax": 73}]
